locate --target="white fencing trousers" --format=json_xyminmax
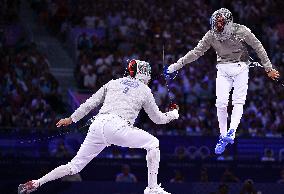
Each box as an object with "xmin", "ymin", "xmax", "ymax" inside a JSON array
[
  {"xmin": 215, "ymin": 62, "xmax": 249, "ymax": 135},
  {"xmin": 37, "ymin": 114, "xmax": 159, "ymax": 186}
]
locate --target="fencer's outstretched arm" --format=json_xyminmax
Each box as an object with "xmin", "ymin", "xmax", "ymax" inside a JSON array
[
  {"xmin": 143, "ymin": 87, "xmax": 179, "ymax": 124},
  {"xmin": 70, "ymin": 83, "xmax": 108, "ymax": 123},
  {"xmin": 168, "ymin": 31, "xmax": 212, "ymax": 73},
  {"xmin": 243, "ymin": 26, "xmax": 280, "ymax": 79},
  {"xmin": 243, "ymin": 26, "xmax": 272, "ymax": 71}
]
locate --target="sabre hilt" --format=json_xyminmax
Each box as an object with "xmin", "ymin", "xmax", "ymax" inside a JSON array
[
  {"xmin": 249, "ymin": 57, "xmax": 283, "ymax": 87},
  {"xmin": 169, "ymin": 103, "xmax": 179, "ymax": 111}
]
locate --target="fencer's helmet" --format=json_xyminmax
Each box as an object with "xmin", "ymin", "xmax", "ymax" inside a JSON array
[
  {"xmin": 210, "ymin": 8, "xmax": 233, "ymax": 40},
  {"xmin": 127, "ymin": 59, "xmax": 151, "ymax": 84}
]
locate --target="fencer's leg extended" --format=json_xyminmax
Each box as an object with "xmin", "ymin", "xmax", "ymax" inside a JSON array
[
  {"xmin": 18, "ymin": 119, "xmax": 107, "ymax": 194},
  {"xmin": 225, "ymin": 67, "xmax": 249, "ymax": 143},
  {"xmin": 215, "ymin": 68, "xmax": 233, "ymax": 154},
  {"xmin": 37, "ymin": 142, "xmax": 106, "ymax": 186}
]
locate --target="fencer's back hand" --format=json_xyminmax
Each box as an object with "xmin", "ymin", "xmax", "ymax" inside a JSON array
[
  {"xmin": 267, "ymin": 68, "xmax": 280, "ymax": 80},
  {"xmin": 171, "ymin": 109, "xmax": 179, "ymax": 120},
  {"xmin": 168, "ymin": 103, "xmax": 179, "ymax": 120},
  {"xmin": 56, "ymin": 117, "xmax": 73, "ymax": 127}
]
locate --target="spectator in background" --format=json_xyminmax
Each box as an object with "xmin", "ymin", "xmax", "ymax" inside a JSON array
[
  {"xmin": 77, "ymin": 33, "xmax": 92, "ymax": 50},
  {"xmin": 54, "ymin": 140, "xmax": 71, "ymax": 158},
  {"xmin": 239, "ymin": 179, "xmax": 257, "ymax": 194},
  {"xmin": 106, "ymin": 147, "xmax": 123, "ymax": 159},
  {"xmin": 31, "ymin": 94, "xmax": 46, "ymax": 111},
  {"xmin": 221, "ymin": 168, "xmax": 240, "ymax": 183},
  {"xmin": 277, "ymin": 169, "xmax": 284, "ymax": 184},
  {"xmin": 83, "ymin": 69, "xmax": 97, "ymax": 89},
  {"xmin": 217, "ymin": 184, "xmax": 229, "ymax": 194},
  {"xmin": 261, "ymin": 148, "xmax": 276, "ymax": 162},
  {"xmin": 115, "ymin": 164, "xmax": 137, "ymax": 183},
  {"xmin": 200, "ymin": 167, "xmax": 209, "ymax": 182},
  {"xmin": 170, "ymin": 170, "xmax": 185, "ymax": 183},
  {"xmin": 84, "ymin": 12, "xmax": 96, "ymax": 29},
  {"xmin": 174, "ymin": 146, "xmax": 188, "ymax": 160}
]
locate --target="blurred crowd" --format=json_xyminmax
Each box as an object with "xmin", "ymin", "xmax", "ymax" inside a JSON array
[
  {"xmin": 0, "ymin": 0, "xmax": 271, "ymax": 137},
  {"xmin": 0, "ymin": 0, "xmax": 64, "ymax": 132},
  {"xmin": 30, "ymin": 0, "xmax": 284, "ymax": 137},
  {"xmin": 0, "ymin": 41, "xmax": 64, "ymax": 131}
]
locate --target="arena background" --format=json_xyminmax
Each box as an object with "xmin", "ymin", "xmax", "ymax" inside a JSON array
[{"xmin": 0, "ymin": 0, "xmax": 284, "ymax": 193}]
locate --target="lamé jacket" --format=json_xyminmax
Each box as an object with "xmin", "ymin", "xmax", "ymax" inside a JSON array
[{"xmin": 171, "ymin": 23, "xmax": 272, "ymax": 71}]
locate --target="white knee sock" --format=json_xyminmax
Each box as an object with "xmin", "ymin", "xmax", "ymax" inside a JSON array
[
  {"xmin": 230, "ymin": 104, "xmax": 243, "ymax": 130},
  {"xmin": 147, "ymin": 148, "xmax": 160, "ymax": 189},
  {"xmin": 217, "ymin": 107, "xmax": 228, "ymax": 137},
  {"xmin": 148, "ymin": 168, "xmax": 157, "ymax": 189},
  {"xmin": 36, "ymin": 165, "xmax": 72, "ymax": 186}
]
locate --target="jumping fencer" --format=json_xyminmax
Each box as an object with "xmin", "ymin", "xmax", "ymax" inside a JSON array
[{"xmin": 167, "ymin": 8, "xmax": 280, "ymax": 154}]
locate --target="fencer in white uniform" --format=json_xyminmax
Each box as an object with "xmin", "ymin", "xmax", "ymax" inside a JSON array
[
  {"xmin": 18, "ymin": 59, "xmax": 179, "ymax": 194},
  {"xmin": 167, "ymin": 8, "xmax": 280, "ymax": 154}
]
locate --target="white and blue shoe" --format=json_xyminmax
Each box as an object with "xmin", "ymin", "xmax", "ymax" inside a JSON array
[
  {"xmin": 144, "ymin": 184, "xmax": 171, "ymax": 194},
  {"xmin": 215, "ymin": 136, "xmax": 228, "ymax": 155},
  {"xmin": 223, "ymin": 129, "xmax": 236, "ymax": 144},
  {"xmin": 18, "ymin": 180, "xmax": 39, "ymax": 194}
]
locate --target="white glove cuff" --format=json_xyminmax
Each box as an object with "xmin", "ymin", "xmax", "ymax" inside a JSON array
[
  {"xmin": 168, "ymin": 65, "xmax": 176, "ymax": 74},
  {"xmin": 170, "ymin": 109, "xmax": 179, "ymax": 120}
]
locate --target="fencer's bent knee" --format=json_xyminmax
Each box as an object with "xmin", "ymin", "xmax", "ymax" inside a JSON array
[
  {"xmin": 144, "ymin": 136, "xmax": 159, "ymax": 150},
  {"xmin": 151, "ymin": 137, "xmax": 159, "ymax": 149}
]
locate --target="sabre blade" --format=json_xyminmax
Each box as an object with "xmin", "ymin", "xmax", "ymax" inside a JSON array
[
  {"xmin": 162, "ymin": 44, "xmax": 174, "ymax": 105},
  {"xmin": 19, "ymin": 118, "xmax": 92, "ymax": 144}
]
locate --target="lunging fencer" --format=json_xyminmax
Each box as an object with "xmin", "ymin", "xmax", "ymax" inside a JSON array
[
  {"xmin": 167, "ymin": 8, "xmax": 280, "ymax": 154},
  {"xmin": 18, "ymin": 59, "xmax": 179, "ymax": 194}
]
